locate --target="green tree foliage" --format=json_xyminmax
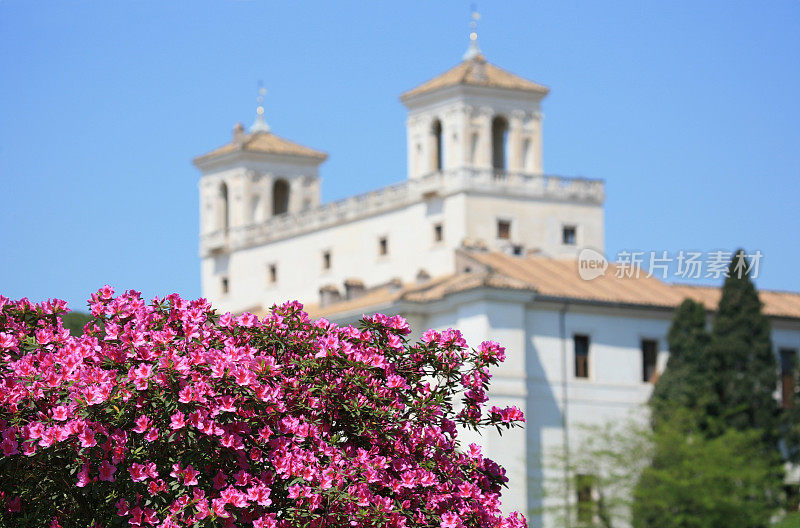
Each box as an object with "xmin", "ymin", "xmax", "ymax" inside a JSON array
[
  {"xmin": 543, "ymin": 414, "xmax": 783, "ymax": 528},
  {"xmin": 706, "ymin": 250, "xmax": 781, "ymax": 449},
  {"xmin": 648, "ymin": 299, "xmax": 710, "ymax": 430},
  {"xmin": 540, "ymin": 419, "xmax": 652, "ymax": 528},
  {"xmin": 774, "ymin": 513, "xmax": 800, "ymax": 528},
  {"xmin": 634, "ymin": 250, "xmax": 787, "ymax": 528},
  {"xmin": 60, "ymin": 311, "xmax": 91, "ymax": 336},
  {"xmin": 632, "ymin": 413, "xmax": 782, "ymax": 528}
]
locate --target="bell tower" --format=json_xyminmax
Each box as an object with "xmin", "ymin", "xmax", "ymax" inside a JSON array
[
  {"xmin": 400, "ymin": 14, "xmax": 549, "ymax": 179},
  {"xmin": 193, "ymin": 86, "xmax": 327, "ymax": 256}
]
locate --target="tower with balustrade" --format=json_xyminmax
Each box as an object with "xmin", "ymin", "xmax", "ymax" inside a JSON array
[{"xmin": 193, "ymin": 41, "xmax": 605, "ymax": 315}]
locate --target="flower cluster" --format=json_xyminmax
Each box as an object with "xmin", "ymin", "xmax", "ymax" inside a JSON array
[{"xmin": 0, "ymin": 288, "xmax": 526, "ymax": 527}]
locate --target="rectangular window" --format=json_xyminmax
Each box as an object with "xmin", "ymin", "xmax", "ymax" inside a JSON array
[
  {"xmin": 576, "ymin": 474, "xmax": 594, "ymax": 524},
  {"xmin": 433, "ymin": 223, "xmax": 443, "ymax": 243},
  {"xmin": 642, "ymin": 339, "xmax": 658, "ymax": 383},
  {"xmin": 780, "ymin": 348, "xmax": 797, "ymax": 409},
  {"xmin": 497, "ymin": 220, "xmax": 511, "ymax": 240},
  {"xmin": 268, "ymin": 264, "xmax": 277, "ymax": 285},
  {"xmin": 574, "ymin": 334, "xmax": 589, "ymax": 379},
  {"xmin": 563, "ymin": 225, "xmax": 577, "ymax": 245},
  {"xmin": 221, "ymin": 277, "xmax": 229, "ymax": 295},
  {"xmin": 379, "ymin": 236, "xmax": 388, "ymax": 256},
  {"xmin": 322, "ymin": 250, "xmax": 331, "ymax": 270}
]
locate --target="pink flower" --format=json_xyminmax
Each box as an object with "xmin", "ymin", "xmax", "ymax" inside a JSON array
[
  {"xmin": 129, "ymin": 463, "xmax": 147, "ymax": 482},
  {"xmin": 253, "ymin": 515, "xmax": 278, "ymax": 528},
  {"xmin": 211, "ymin": 498, "xmax": 229, "ymax": 518},
  {"xmin": 232, "ymin": 368, "xmax": 255, "ymax": 387},
  {"xmin": 183, "ymin": 465, "xmax": 200, "ymax": 486},
  {"xmin": 468, "ymin": 443, "xmax": 482, "ymax": 459},
  {"xmin": 218, "ymin": 395, "xmax": 237, "ymax": 413},
  {"xmin": 195, "ymin": 499, "xmax": 211, "ymax": 520},
  {"xmin": 76, "ymin": 464, "xmax": 91, "ymax": 487},
  {"xmin": 212, "ymin": 470, "xmax": 227, "ymax": 490},
  {"xmin": 78, "ymin": 427, "xmax": 96, "ymax": 448},
  {"xmin": 38, "ymin": 428, "xmax": 56, "ymax": 448},
  {"xmin": 441, "ymin": 512, "xmax": 461, "ymax": 528},
  {"xmin": 0, "ymin": 332, "xmax": 18, "ymax": 349},
  {"xmin": 1, "ymin": 437, "xmax": 19, "ymax": 456},
  {"xmin": 247, "ymin": 484, "xmax": 272, "ymax": 506},
  {"xmin": 320, "ymin": 468, "xmax": 335, "ymax": 489},
  {"xmin": 387, "ymin": 334, "xmax": 404, "ymax": 350},
  {"xmin": 143, "ymin": 508, "xmax": 158, "ymax": 526},
  {"xmin": 115, "ymin": 498, "xmax": 129, "ymax": 516},
  {"xmin": 400, "ymin": 470, "xmax": 416, "ymax": 488},
  {"xmin": 220, "ymin": 486, "xmax": 247, "ymax": 508},
  {"xmin": 287, "ymin": 484, "xmax": 303, "ymax": 498},
  {"xmin": 0, "ymin": 291, "xmax": 525, "ymax": 527},
  {"xmin": 98, "ymin": 460, "xmax": 117, "ymax": 482},
  {"xmin": 98, "ymin": 285, "xmax": 114, "ymax": 300},
  {"xmin": 132, "ymin": 415, "xmax": 151, "ymax": 433},
  {"xmin": 178, "ymin": 386, "xmax": 193, "ymax": 403},
  {"xmin": 386, "ymin": 374, "xmax": 408, "ymax": 389},
  {"xmin": 169, "ymin": 411, "xmax": 186, "ymax": 430},
  {"xmin": 422, "ymin": 329, "xmax": 440, "ymax": 344},
  {"xmin": 51, "ymin": 406, "xmax": 69, "ymax": 421}
]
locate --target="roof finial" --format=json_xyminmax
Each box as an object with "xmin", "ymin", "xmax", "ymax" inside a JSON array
[
  {"xmin": 250, "ymin": 82, "xmax": 270, "ymax": 133},
  {"xmin": 462, "ymin": 6, "xmax": 482, "ymax": 61}
]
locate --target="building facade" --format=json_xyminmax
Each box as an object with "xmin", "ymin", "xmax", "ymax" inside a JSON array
[{"xmin": 194, "ymin": 43, "xmax": 800, "ymax": 526}]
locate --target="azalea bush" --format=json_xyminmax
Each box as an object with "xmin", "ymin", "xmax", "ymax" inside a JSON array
[{"xmin": 0, "ymin": 287, "xmax": 526, "ymax": 528}]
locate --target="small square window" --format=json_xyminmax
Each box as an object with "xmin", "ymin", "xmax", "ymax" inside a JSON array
[
  {"xmin": 641, "ymin": 339, "xmax": 658, "ymax": 383},
  {"xmin": 563, "ymin": 225, "xmax": 577, "ymax": 245},
  {"xmin": 379, "ymin": 236, "xmax": 388, "ymax": 256},
  {"xmin": 322, "ymin": 250, "xmax": 331, "ymax": 270},
  {"xmin": 221, "ymin": 277, "xmax": 229, "ymax": 295},
  {"xmin": 433, "ymin": 223, "xmax": 443, "ymax": 243},
  {"xmin": 574, "ymin": 334, "xmax": 589, "ymax": 379},
  {"xmin": 497, "ymin": 220, "xmax": 511, "ymax": 240},
  {"xmin": 268, "ymin": 264, "xmax": 277, "ymax": 285}
]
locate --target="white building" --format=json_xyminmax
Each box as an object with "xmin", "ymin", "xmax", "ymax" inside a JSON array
[{"xmin": 194, "ymin": 36, "xmax": 800, "ymax": 526}]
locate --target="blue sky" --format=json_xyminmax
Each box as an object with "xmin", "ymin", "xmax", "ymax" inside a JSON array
[{"xmin": 1, "ymin": 1, "xmax": 799, "ymax": 311}]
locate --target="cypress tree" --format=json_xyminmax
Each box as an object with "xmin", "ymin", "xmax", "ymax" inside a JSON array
[
  {"xmin": 648, "ymin": 298, "xmax": 710, "ymax": 430},
  {"xmin": 706, "ymin": 249, "xmax": 779, "ymax": 446},
  {"xmin": 635, "ymin": 251, "xmax": 785, "ymax": 528}
]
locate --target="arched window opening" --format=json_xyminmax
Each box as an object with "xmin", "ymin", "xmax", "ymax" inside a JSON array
[
  {"xmin": 272, "ymin": 179, "xmax": 290, "ymax": 216},
  {"xmin": 218, "ymin": 182, "xmax": 229, "ymax": 232},
  {"xmin": 431, "ymin": 119, "xmax": 443, "ymax": 171},
  {"xmin": 491, "ymin": 116, "xmax": 509, "ymax": 170}
]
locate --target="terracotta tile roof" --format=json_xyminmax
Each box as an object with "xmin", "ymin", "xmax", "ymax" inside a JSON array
[
  {"xmin": 296, "ymin": 252, "xmax": 800, "ymax": 321},
  {"xmin": 463, "ymin": 252, "xmax": 800, "ymax": 320},
  {"xmin": 401, "ymin": 55, "xmax": 550, "ymax": 100},
  {"xmin": 194, "ymin": 131, "xmax": 327, "ymax": 163},
  {"xmin": 307, "ymin": 284, "xmax": 404, "ymax": 319}
]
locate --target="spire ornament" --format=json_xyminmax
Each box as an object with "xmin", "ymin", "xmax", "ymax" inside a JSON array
[
  {"xmin": 250, "ymin": 82, "xmax": 271, "ymax": 133},
  {"xmin": 462, "ymin": 8, "xmax": 483, "ymax": 61}
]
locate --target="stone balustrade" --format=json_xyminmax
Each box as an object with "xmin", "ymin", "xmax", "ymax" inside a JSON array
[{"xmin": 200, "ymin": 168, "xmax": 604, "ymax": 255}]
